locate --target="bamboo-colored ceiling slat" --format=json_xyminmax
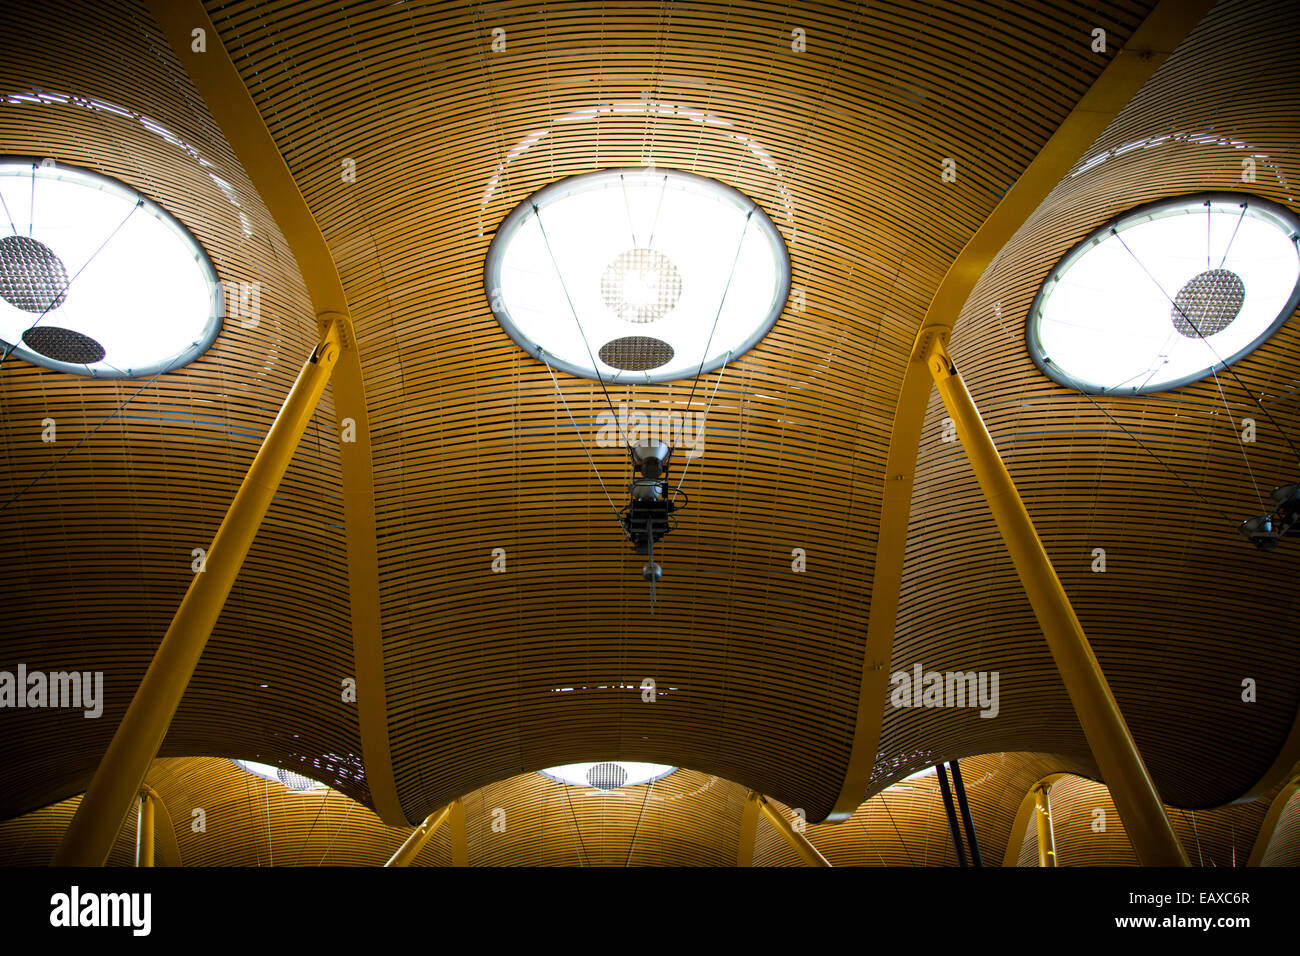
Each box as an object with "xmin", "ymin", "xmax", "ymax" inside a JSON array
[{"xmin": 879, "ymin": 0, "xmax": 1300, "ymax": 809}]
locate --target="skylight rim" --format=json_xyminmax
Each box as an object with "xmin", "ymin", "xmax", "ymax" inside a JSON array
[
  {"xmin": 0, "ymin": 155, "xmax": 225, "ymax": 379},
  {"xmin": 483, "ymin": 166, "xmax": 791, "ymax": 384},
  {"xmin": 1026, "ymin": 191, "xmax": 1300, "ymax": 396}
]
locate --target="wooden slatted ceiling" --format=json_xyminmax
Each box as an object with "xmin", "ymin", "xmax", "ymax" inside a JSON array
[
  {"xmin": 1018, "ymin": 773, "xmax": 1280, "ymax": 867},
  {"xmin": 4, "ymin": 753, "xmax": 1288, "ymax": 865},
  {"xmin": 0, "ymin": 0, "xmax": 368, "ymax": 816},
  {"xmin": 203, "ymin": 0, "xmax": 1153, "ymax": 823},
  {"xmin": 1258, "ymin": 787, "xmax": 1300, "ymax": 867},
  {"xmin": 879, "ymin": 0, "xmax": 1300, "ymax": 808}
]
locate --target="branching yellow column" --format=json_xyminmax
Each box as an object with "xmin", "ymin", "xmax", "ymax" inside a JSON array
[
  {"xmin": 1033, "ymin": 783, "xmax": 1056, "ymax": 868},
  {"xmin": 752, "ymin": 792, "xmax": 831, "ymax": 867},
  {"xmin": 925, "ymin": 335, "xmax": 1188, "ymax": 867},
  {"xmin": 135, "ymin": 790, "xmax": 154, "ymax": 868},
  {"xmin": 385, "ymin": 803, "xmax": 456, "ymax": 867},
  {"xmin": 54, "ymin": 322, "xmax": 343, "ymax": 867}
]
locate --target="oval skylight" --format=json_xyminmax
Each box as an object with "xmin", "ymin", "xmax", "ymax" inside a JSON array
[
  {"xmin": 0, "ymin": 158, "xmax": 222, "ymax": 378},
  {"xmin": 538, "ymin": 761, "xmax": 677, "ymax": 791},
  {"xmin": 1028, "ymin": 193, "xmax": 1300, "ymax": 394},
  {"xmin": 233, "ymin": 759, "xmax": 327, "ymax": 792},
  {"xmin": 484, "ymin": 168, "xmax": 790, "ymax": 383}
]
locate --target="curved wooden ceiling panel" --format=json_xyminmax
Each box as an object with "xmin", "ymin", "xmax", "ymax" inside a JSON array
[
  {"xmin": 0, "ymin": 0, "xmax": 367, "ymax": 816},
  {"xmin": 881, "ymin": 0, "xmax": 1300, "ymax": 808},
  {"xmin": 204, "ymin": 0, "xmax": 1155, "ymax": 822}
]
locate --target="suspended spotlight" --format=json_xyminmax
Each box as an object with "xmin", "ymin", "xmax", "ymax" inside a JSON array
[
  {"xmin": 619, "ymin": 442, "xmax": 685, "ymax": 610},
  {"xmin": 1238, "ymin": 480, "xmax": 1300, "ymax": 550}
]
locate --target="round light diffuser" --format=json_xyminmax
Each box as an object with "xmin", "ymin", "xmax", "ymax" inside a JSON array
[
  {"xmin": 0, "ymin": 158, "xmax": 223, "ymax": 377},
  {"xmin": 233, "ymin": 759, "xmax": 327, "ymax": 792},
  {"xmin": 1028, "ymin": 193, "xmax": 1300, "ymax": 394},
  {"xmin": 538, "ymin": 761, "xmax": 676, "ymax": 791},
  {"xmin": 485, "ymin": 168, "xmax": 790, "ymax": 383}
]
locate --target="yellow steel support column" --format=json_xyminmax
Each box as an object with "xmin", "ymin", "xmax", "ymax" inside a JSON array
[
  {"xmin": 53, "ymin": 323, "xmax": 343, "ymax": 866},
  {"xmin": 385, "ymin": 802, "xmax": 455, "ymax": 867},
  {"xmin": 737, "ymin": 790, "xmax": 760, "ymax": 866},
  {"xmin": 1033, "ymin": 784, "xmax": 1056, "ymax": 868},
  {"xmin": 448, "ymin": 799, "xmax": 468, "ymax": 867},
  {"xmin": 752, "ymin": 792, "xmax": 831, "ymax": 868},
  {"xmin": 135, "ymin": 790, "xmax": 154, "ymax": 868},
  {"xmin": 924, "ymin": 336, "xmax": 1188, "ymax": 867},
  {"xmin": 139, "ymin": 784, "xmax": 182, "ymax": 867}
]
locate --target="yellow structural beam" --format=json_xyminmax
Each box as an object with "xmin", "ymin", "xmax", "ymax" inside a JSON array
[
  {"xmin": 135, "ymin": 790, "xmax": 154, "ymax": 868},
  {"xmin": 752, "ymin": 792, "xmax": 831, "ymax": 867},
  {"xmin": 925, "ymin": 337, "xmax": 1187, "ymax": 867},
  {"xmin": 145, "ymin": 0, "xmax": 404, "ymax": 826},
  {"xmin": 139, "ymin": 784, "xmax": 182, "ymax": 867},
  {"xmin": 830, "ymin": 0, "xmax": 1215, "ymax": 821},
  {"xmin": 448, "ymin": 798, "xmax": 468, "ymax": 867},
  {"xmin": 737, "ymin": 790, "xmax": 760, "ymax": 866},
  {"xmin": 53, "ymin": 324, "xmax": 342, "ymax": 867},
  {"xmin": 385, "ymin": 802, "xmax": 457, "ymax": 867},
  {"xmin": 1033, "ymin": 784, "xmax": 1057, "ymax": 868}
]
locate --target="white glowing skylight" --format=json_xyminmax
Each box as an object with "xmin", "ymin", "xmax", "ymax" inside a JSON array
[
  {"xmin": 538, "ymin": 762, "xmax": 677, "ymax": 791},
  {"xmin": 233, "ymin": 760, "xmax": 327, "ymax": 792},
  {"xmin": 485, "ymin": 168, "xmax": 789, "ymax": 383},
  {"xmin": 1028, "ymin": 194, "xmax": 1300, "ymax": 394},
  {"xmin": 0, "ymin": 158, "xmax": 222, "ymax": 377}
]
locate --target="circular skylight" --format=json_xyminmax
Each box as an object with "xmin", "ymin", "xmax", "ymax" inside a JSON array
[
  {"xmin": 0, "ymin": 158, "xmax": 223, "ymax": 378},
  {"xmin": 1028, "ymin": 193, "xmax": 1300, "ymax": 394},
  {"xmin": 484, "ymin": 168, "xmax": 790, "ymax": 383},
  {"xmin": 538, "ymin": 761, "xmax": 676, "ymax": 791},
  {"xmin": 233, "ymin": 759, "xmax": 327, "ymax": 792}
]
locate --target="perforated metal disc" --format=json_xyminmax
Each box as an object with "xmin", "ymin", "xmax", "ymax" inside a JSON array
[
  {"xmin": 585, "ymin": 762, "xmax": 629, "ymax": 791},
  {"xmin": 276, "ymin": 768, "xmax": 322, "ymax": 791},
  {"xmin": 600, "ymin": 247, "xmax": 683, "ymax": 323},
  {"xmin": 21, "ymin": 325, "xmax": 105, "ymax": 364},
  {"xmin": 1171, "ymin": 268, "xmax": 1245, "ymax": 338},
  {"xmin": 0, "ymin": 235, "xmax": 69, "ymax": 313},
  {"xmin": 598, "ymin": 335, "xmax": 675, "ymax": 371}
]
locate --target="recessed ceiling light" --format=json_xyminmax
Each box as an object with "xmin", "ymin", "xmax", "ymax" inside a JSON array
[
  {"xmin": 538, "ymin": 761, "xmax": 676, "ymax": 791},
  {"xmin": 233, "ymin": 759, "xmax": 327, "ymax": 792},
  {"xmin": 485, "ymin": 168, "xmax": 789, "ymax": 383},
  {"xmin": 0, "ymin": 158, "xmax": 223, "ymax": 378},
  {"xmin": 1027, "ymin": 193, "xmax": 1300, "ymax": 394}
]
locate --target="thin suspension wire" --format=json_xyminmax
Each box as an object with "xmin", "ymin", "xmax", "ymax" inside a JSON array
[
  {"xmin": 538, "ymin": 349, "xmax": 625, "ymax": 528},
  {"xmin": 28, "ymin": 163, "xmax": 34, "ymax": 237},
  {"xmin": 1209, "ymin": 362, "xmax": 1265, "ymax": 507},
  {"xmin": 684, "ymin": 211, "xmax": 752, "ymax": 413},
  {"xmin": 674, "ymin": 348, "xmax": 732, "ymax": 495},
  {"xmin": 0, "ymin": 199, "xmax": 142, "ymax": 374},
  {"xmin": 533, "ymin": 204, "xmax": 628, "ymax": 446},
  {"xmin": 559, "ymin": 781, "xmax": 589, "ymax": 867},
  {"xmin": 644, "ymin": 173, "xmax": 669, "ymax": 248},
  {"xmin": 0, "ymin": 369, "xmax": 164, "ymax": 515},
  {"xmin": 620, "ymin": 173, "xmax": 638, "ymax": 247},
  {"xmin": 264, "ymin": 778, "xmax": 274, "ymax": 867},
  {"xmin": 1217, "ymin": 206, "xmax": 1248, "ymax": 269},
  {"xmin": 0, "ymin": 185, "xmax": 17, "ymax": 234},
  {"xmin": 294, "ymin": 787, "xmax": 332, "ymax": 865},
  {"xmin": 877, "ymin": 789, "xmax": 915, "ymax": 866},
  {"xmin": 317, "ymin": 800, "xmax": 353, "ymax": 866},
  {"xmin": 624, "ymin": 776, "xmax": 656, "ymax": 867},
  {"xmin": 1079, "ymin": 393, "xmax": 1237, "ymax": 526},
  {"xmin": 1114, "ymin": 229, "xmax": 1300, "ymax": 462}
]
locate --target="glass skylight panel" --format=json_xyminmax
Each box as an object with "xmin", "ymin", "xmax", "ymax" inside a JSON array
[
  {"xmin": 538, "ymin": 761, "xmax": 677, "ymax": 791},
  {"xmin": 0, "ymin": 159, "xmax": 223, "ymax": 378},
  {"xmin": 485, "ymin": 168, "xmax": 789, "ymax": 383},
  {"xmin": 1028, "ymin": 194, "xmax": 1300, "ymax": 394}
]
